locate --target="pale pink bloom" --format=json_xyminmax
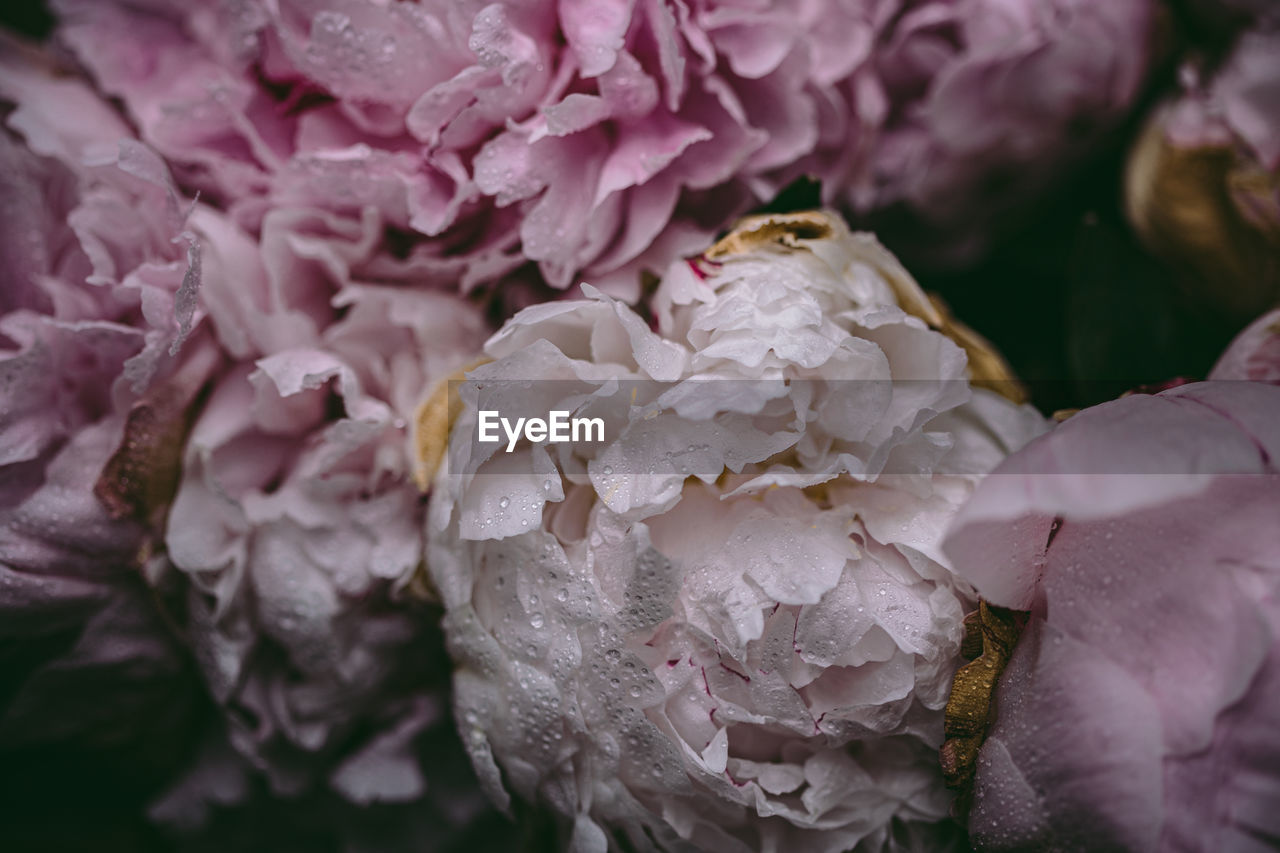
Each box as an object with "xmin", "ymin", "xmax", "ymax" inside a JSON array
[
  {"xmin": 0, "ymin": 42, "xmax": 204, "ymax": 758},
  {"xmin": 943, "ymin": 381, "xmax": 1280, "ymax": 851},
  {"xmin": 2, "ymin": 39, "xmax": 501, "ymax": 838},
  {"xmin": 158, "ymin": 205, "xmax": 488, "ymax": 809},
  {"xmin": 807, "ymin": 0, "xmax": 1158, "ymax": 264},
  {"xmin": 428, "ymin": 214, "xmax": 1046, "ymax": 851}
]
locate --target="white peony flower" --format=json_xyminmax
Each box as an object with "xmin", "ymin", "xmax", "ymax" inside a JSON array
[{"xmin": 427, "ymin": 212, "xmax": 1046, "ymax": 852}]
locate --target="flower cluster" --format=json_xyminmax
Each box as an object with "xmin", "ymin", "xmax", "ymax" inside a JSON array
[{"xmin": 2, "ymin": 1, "xmax": 1279, "ymax": 850}]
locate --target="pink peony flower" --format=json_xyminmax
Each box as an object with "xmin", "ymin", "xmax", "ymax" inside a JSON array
[
  {"xmin": 0, "ymin": 39, "xmax": 205, "ymax": 762},
  {"xmin": 155, "ymin": 202, "xmax": 489, "ymax": 812},
  {"xmin": 813, "ymin": 0, "xmax": 1159, "ymax": 265},
  {"xmin": 942, "ymin": 381, "xmax": 1280, "ymax": 850},
  {"xmin": 2, "ymin": 36, "xmax": 503, "ymax": 841},
  {"xmin": 138, "ymin": 130, "xmax": 504, "ymax": 840},
  {"xmin": 48, "ymin": 0, "xmax": 1158, "ymax": 297},
  {"xmin": 428, "ymin": 212, "xmax": 1047, "ymax": 851}
]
